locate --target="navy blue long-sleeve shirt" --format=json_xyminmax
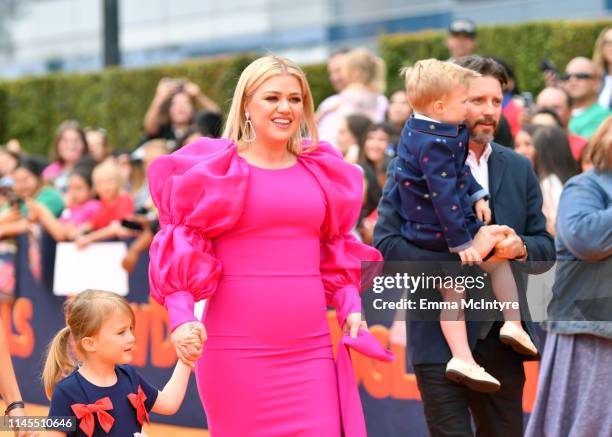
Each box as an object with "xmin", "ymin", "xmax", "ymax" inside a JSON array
[{"xmin": 393, "ymin": 116, "xmax": 488, "ymax": 252}]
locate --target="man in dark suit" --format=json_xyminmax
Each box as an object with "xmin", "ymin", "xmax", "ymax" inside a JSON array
[{"xmin": 373, "ymin": 56, "xmax": 555, "ymax": 437}]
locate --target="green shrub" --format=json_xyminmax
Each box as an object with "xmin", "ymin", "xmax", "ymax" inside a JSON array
[
  {"xmin": 380, "ymin": 19, "xmax": 612, "ymax": 96},
  {"xmin": 1, "ymin": 19, "xmax": 610, "ymax": 156},
  {"xmin": 0, "ymin": 54, "xmax": 259, "ymax": 155}
]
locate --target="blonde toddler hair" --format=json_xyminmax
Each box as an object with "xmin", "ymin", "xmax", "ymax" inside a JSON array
[
  {"xmin": 42, "ymin": 290, "xmax": 135, "ymax": 399},
  {"xmin": 344, "ymin": 48, "xmax": 387, "ymax": 94},
  {"xmin": 403, "ymin": 59, "xmax": 480, "ymax": 113}
]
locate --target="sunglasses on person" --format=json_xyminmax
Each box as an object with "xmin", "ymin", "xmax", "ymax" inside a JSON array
[{"xmin": 561, "ymin": 72, "xmax": 594, "ymax": 81}]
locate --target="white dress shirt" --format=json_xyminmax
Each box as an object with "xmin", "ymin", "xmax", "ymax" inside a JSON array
[{"xmin": 466, "ymin": 143, "xmax": 493, "ymax": 199}]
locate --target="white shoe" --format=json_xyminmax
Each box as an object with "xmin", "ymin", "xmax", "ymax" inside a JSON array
[
  {"xmin": 445, "ymin": 357, "xmax": 501, "ymax": 393},
  {"xmin": 499, "ymin": 322, "xmax": 538, "ymax": 356}
]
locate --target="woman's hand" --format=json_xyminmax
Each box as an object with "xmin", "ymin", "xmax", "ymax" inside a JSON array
[
  {"xmin": 342, "ymin": 312, "xmax": 367, "ymax": 338},
  {"xmin": 24, "ymin": 199, "xmax": 41, "ymax": 222},
  {"xmin": 155, "ymin": 78, "xmax": 180, "ymax": 100},
  {"xmin": 184, "ymin": 81, "xmax": 202, "ymax": 98},
  {"xmin": 171, "ymin": 321, "xmax": 207, "ymax": 368},
  {"xmin": 7, "ymin": 406, "xmax": 39, "ymax": 437},
  {"xmin": 0, "ymin": 206, "xmax": 21, "ymax": 225}
]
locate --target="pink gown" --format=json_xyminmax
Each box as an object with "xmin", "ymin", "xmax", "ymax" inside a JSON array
[{"xmin": 148, "ymin": 138, "xmax": 388, "ymax": 436}]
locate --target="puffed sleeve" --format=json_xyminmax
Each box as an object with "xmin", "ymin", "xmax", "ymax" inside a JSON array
[
  {"xmin": 147, "ymin": 138, "xmax": 249, "ymax": 331},
  {"xmin": 300, "ymin": 141, "xmax": 383, "ymax": 325}
]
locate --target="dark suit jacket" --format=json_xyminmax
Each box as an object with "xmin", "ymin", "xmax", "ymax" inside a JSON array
[{"xmin": 373, "ymin": 142, "xmax": 555, "ymax": 365}]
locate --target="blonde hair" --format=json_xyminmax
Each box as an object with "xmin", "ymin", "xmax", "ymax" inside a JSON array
[
  {"xmin": 222, "ymin": 55, "xmax": 318, "ymax": 154},
  {"xmin": 92, "ymin": 159, "xmax": 122, "ymax": 186},
  {"xmin": 589, "ymin": 115, "xmax": 612, "ymax": 172},
  {"xmin": 403, "ymin": 59, "xmax": 480, "ymax": 113},
  {"xmin": 592, "ymin": 26, "xmax": 612, "ymax": 77},
  {"xmin": 344, "ymin": 48, "xmax": 386, "ymax": 94},
  {"xmin": 42, "ymin": 290, "xmax": 135, "ymax": 399}
]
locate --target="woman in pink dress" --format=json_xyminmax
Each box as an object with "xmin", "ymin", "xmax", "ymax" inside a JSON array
[{"xmin": 147, "ymin": 55, "xmax": 391, "ymax": 437}]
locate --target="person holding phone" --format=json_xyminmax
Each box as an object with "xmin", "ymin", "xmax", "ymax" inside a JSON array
[{"xmin": 141, "ymin": 77, "xmax": 221, "ymax": 148}]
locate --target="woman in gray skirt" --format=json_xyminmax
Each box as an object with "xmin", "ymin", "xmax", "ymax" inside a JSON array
[{"xmin": 525, "ymin": 116, "xmax": 612, "ymax": 437}]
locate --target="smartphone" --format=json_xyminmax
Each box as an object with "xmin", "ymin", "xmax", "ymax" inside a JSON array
[
  {"xmin": 539, "ymin": 59, "xmax": 559, "ymax": 79},
  {"xmin": 0, "ymin": 186, "xmax": 21, "ymax": 207},
  {"xmin": 120, "ymin": 219, "xmax": 144, "ymax": 231},
  {"xmin": 521, "ymin": 91, "xmax": 534, "ymax": 109}
]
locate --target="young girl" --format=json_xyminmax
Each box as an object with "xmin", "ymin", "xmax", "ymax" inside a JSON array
[
  {"xmin": 27, "ymin": 165, "xmax": 100, "ymax": 241},
  {"xmin": 75, "ymin": 160, "xmax": 136, "ymax": 248},
  {"xmin": 43, "ymin": 121, "xmax": 89, "ymax": 193},
  {"xmin": 43, "ymin": 290, "xmax": 197, "ymax": 437}
]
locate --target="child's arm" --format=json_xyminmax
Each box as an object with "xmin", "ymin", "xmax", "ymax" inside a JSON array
[
  {"xmin": 474, "ymin": 198, "xmax": 492, "ymax": 224},
  {"xmin": 464, "ymin": 166, "xmax": 488, "ymax": 205},
  {"xmin": 151, "ymin": 360, "xmax": 192, "ymax": 415},
  {"xmin": 27, "ymin": 199, "xmax": 70, "ymax": 241},
  {"xmin": 417, "ymin": 139, "xmax": 473, "ymax": 252},
  {"xmin": 75, "ymin": 221, "xmax": 138, "ymax": 249}
]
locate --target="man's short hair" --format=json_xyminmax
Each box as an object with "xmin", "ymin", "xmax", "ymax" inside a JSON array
[
  {"xmin": 542, "ymin": 86, "xmax": 573, "ymax": 109},
  {"xmin": 532, "ymin": 107, "xmax": 563, "ymax": 127},
  {"xmin": 403, "ymin": 59, "xmax": 480, "ymax": 113},
  {"xmin": 453, "ymin": 56, "xmax": 508, "ymax": 88}
]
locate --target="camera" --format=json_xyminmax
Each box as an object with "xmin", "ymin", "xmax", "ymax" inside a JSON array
[{"xmin": 0, "ymin": 186, "xmax": 21, "ymax": 207}]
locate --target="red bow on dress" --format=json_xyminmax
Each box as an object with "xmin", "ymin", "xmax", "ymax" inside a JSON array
[
  {"xmin": 128, "ymin": 385, "xmax": 150, "ymax": 426},
  {"xmin": 71, "ymin": 396, "xmax": 114, "ymax": 437}
]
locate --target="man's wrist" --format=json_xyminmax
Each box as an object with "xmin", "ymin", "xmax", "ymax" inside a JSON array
[{"xmin": 516, "ymin": 236, "xmax": 528, "ymax": 261}]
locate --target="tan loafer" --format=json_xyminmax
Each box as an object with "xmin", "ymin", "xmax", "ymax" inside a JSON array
[
  {"xmin": 499, "ymin": 322, "xmax": 538, "ymax": 356},
  {"xmin": 445, "ymin": 358, "xmax": 501, "ymax": 392}
]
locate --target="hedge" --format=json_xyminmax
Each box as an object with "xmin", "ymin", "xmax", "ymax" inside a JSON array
[
  {"xmin": 0, "ymin": 54, "xmax": 262, "ymax": 155},
  {"xmin": 0, "ymin": 18, "xmax": 610, "ymax": 156},
  {"xmin": 381, "ymin": 19, "xmax": 612, "ymax": 96}
]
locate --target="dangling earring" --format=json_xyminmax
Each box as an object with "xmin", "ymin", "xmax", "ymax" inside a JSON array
[{"xmin": 243, "ymin": 111, "xmax": 256, "ymax": 143}]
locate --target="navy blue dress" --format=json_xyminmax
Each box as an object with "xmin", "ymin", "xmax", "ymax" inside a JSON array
[
  {"xmin": 48, "ymin": 365, "xmax": 158, "ymax": 436},
  {"xmin": 393, "ymin": 116, "xmax": 488, "ymax": 252}
]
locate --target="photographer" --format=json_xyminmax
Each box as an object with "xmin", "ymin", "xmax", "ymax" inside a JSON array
[{"xmin": 141, "ymin": 77, "xmax": 221, "ymax": 148}]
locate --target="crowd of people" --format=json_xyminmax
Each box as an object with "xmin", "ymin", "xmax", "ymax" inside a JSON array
[{"xmin": 0, "ymin": 18, "xmax": 610, "ymax": 437}]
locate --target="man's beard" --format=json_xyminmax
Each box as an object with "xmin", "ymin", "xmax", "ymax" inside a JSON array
[{"xmin": 469, "ymin": 117, "xmax": 498, "ymax": 145}]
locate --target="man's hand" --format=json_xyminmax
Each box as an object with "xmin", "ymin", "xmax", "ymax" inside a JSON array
[
  {"xmin": 458, "ymin": 246, "xmax": 482, "ymax": 265},
  {"xmin": 494, "ymin": 227, "xmax": 527, "ymax": 260},
  {"xmin": 543, "ymin": 70, "xmax": 559, "ymax": 88},
  {"xmin": 474, "ymin": 198, "xmax": 491, "ymax": 224},
  {"xmin": 471, "ymin": 224, "xmax": 512, "ymax": 259},
  {"xmin": 171, "ymin": 321, "xmax": 206, "ymax": 368}
]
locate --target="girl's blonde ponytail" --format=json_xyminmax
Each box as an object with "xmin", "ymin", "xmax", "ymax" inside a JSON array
[{"xmin": 42, "ymin": 326, "xmax": 74, "ymax": 399}]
